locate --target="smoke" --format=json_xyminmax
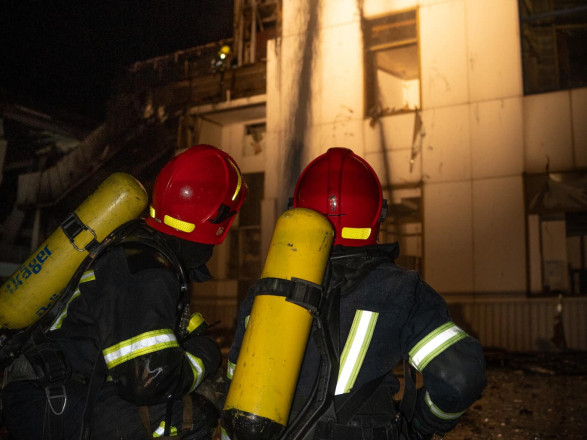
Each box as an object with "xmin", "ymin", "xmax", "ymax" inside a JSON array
[{"xmin": 282, "ymin": 0, "xmax": 320, "ymax": 204}]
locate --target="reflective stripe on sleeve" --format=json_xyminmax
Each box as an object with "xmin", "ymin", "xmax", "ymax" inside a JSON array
[
  {"xmin": 49, "ymin": 270, "xmax": 95, "ymax": 331},
  {"xmin": 79, "ymin": 270, "xmax": 96, "ymax": 284},
  {"xmin": 409, "ymin": 322, "xmax": 468, "ymax": 371},
  {"xmin": 227, "ymin": 360, "xmax": 236, "ymax": 380},
  {"xmin": 221, "ymin": 427, "xmax": 231, "ymax": 440},
  {"xmin": 425, "ymin": 391, "xmax": 465, "ymax": 421},
  {"xmin": 335, "ymin": 310, "xmax": 379, "ymax": 395},
  {"xmin": 49, "ymin": 289, "xmax": 81, "ymax": 331},
  {"xmin": 186, "ymin": 352, "xmax": 205, "ymax": 392},
  {"xmin": 103, "ymin": 329, "xmax": 179, "ymax": 369}
]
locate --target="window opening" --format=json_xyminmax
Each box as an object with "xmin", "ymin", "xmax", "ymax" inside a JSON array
[
  {"xmin": 524, "ymin": 171, "xmax": 587, "ymax": 296},
  {"xmin": 379, "ymin": 185, "xmax": 422, "ymax": 273},
  {"xmin": 243, "ymin": 122, "xmax": 265, "ymax": 156},
  {"xmin": 228, "ymin": 172, "xmax": 264, "ymax": 303},
  {"xmin": 364, "ymin": 9, "xmax": 420, "ymax": 119},
  {"xmin": 519, "ymin": 0, "xmax": 587, "ymax": 94}
]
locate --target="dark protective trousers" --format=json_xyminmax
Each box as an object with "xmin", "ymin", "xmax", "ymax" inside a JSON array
[
  {"xmin": 2, "ymin": 379, "xmax": 87, "ymax": 439},
  {"xmin": 2, "ymin": 380, "xmax": 218, "ymax": 440}
]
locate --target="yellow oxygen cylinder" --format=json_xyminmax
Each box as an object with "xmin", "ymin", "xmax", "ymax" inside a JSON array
[
  {"xmin": 222, "ymin": 207, "xmax": 334, "ymax": 440},
  {"xmin": 0, "ymin": 172, "xmax": 148, "ymax": 330}
]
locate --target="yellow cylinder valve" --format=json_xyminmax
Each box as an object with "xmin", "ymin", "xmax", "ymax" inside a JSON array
[
  {"xmin": 187, "ymin": 312, "xmax": 207, "ymax": 334},
  {"xmin": 0, "ymin": 172, "xmax": 148, "ymax": 330},
  {"xmin": 222, "ymin": 207, "xmax": 334, "ymax": 440}
]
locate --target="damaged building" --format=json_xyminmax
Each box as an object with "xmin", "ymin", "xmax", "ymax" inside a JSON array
[{"xmin": 1, "ymin": 0, "xmax": 586, "ymax": 352}]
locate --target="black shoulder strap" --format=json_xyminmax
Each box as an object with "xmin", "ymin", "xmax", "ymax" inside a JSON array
[
  {"xmin": 279, "ymin": 264, "xmax": 339, "ymax": 440},
  {"xmin": 250, "ymin": 277, "xmax": 323, "ymax": 314}
]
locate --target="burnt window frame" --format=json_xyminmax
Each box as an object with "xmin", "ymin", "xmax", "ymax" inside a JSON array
[
  {"xmin": 363, "ymin": 8, "xmax": 421, "ymax": 120},
  {"xmin": 518, "ymin": 0, "xmax": 587, "ymax": 95},
  {"xmin": 523, "ymin": 170, "xmax": 587, "ymax": 297}
]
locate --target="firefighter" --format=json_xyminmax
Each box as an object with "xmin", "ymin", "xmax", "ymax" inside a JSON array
[
  {"xmin": 211, "ymin": 45, "xmax": 233, "ymax": 93},
  {"xmin": 1, "ymin": 144, "xmax": 247, "ymax": 439},
  {"xmin": 224, "ymin": 148, "xmax": 486, "ymax": 440}
]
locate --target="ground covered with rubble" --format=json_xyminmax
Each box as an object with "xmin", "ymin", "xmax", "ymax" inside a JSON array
[
  {"xmin": 448, "ymin": 350, "xmax": 587, "ymax": 440},
  {"xmin": 1, "ymin": 350, "xmax": 585, "ymax": 439},
  {"xmin": 211, "ymin": 350, "xmax": 587, "ymax": 440}
]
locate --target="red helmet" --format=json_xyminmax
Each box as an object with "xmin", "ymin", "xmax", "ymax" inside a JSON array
[
  {"xmin": 146, "ymin": 144, "xmax": 248, "ymax": 245},
  {"xmin": 292, "ymin": 148, "xmax": 386, "ymax": 247}
]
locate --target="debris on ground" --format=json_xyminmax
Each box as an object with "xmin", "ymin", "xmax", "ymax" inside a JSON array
[{"xmin": 449, "ymin": 350, "xmax": 587, "ymax": 440}]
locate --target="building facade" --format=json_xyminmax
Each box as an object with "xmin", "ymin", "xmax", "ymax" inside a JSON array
[{"xmin": 190, "ymin": 0, "xmax": 587, "ymax": 352}]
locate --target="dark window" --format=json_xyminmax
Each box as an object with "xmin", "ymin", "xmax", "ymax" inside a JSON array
[
  {"xmin": 524, "ymin": 171, "xmax": 587, "ymax": 296},
  {"xmin": 379, "ymin": 185, "xmax": 422, "ymax": 273},
  {"xmin": 519, "ymin": 0, "xmax": 587, "ymax": 94},
  {"xmin": 243, "ymin": 122, "xmax": 265, "ymax": 156},
  {"xmin": 228, "ymin": 172, "xmax": 264, "ymax": 303}
]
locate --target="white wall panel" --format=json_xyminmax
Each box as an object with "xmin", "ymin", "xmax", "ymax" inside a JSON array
[
  {"xmin": 420, "ymin": 0, "xmax": 469, "ymax": 109},
  {"xmin": 365, "ymin": 146, "xmax": 422, "ymax": 187},
  {"xmin": 320, "ymin": 0, "xmax": 360, "ymax": 28},
  {"xmin": 420, "ymin": 0, "xmax": 453, "ymax": 6},
  {"xmin": 364, "ymin": 113, "xmax": 417, "ymax": 154},
  {"xmin": 310, "ymin": 38, "xmax": 324, "ymax": 133},
  {"xmin": 266, "ymin": 39, "xmax": 282, "ymax": 135},
  {"xmin": 571, "ymin": 87, "xmax": 587, "ymax": 167},
  {"xmin": 472, "ymin": 176, "xmax": 526, "ymax": 292},
  {"xmin": 277, "ymin": 34, "xmax": 304, "ymax": 134},
  {"xmin": 465, "ymin": 0, "xmax": 523, "ymax": 102},
  {"xmin": 423, "ymin": 180, "xmax": 474, "ymax": 292},
  {"xmin": 470, "ymin": 97, "xmax": 524, "ymax": 179},
  {"xmin": 282, "ymin": 1, "xmax": 310, "ymax": 38},
  {"xmin": 279, "ymin": 34, "xmax": 315, "ymax": 118},
  {"xmin": 198, "ymin": 119, "xmax": 222, "ymax": 149},
  {"xmin": 363, "ymin": 120, "xmax": 382, "ymax": 155},
  {"xmin": 363, "ymin": 0, "xmax": 418, "ymax": 18},
  {"xmin": 524, "ymin": 91, "xmax": 574, "ymax": 173},
  {"xmin": 315, "ymin": 119, "xmax": 365, "ymax": 156},
  {"xmin": 319, "ymin": 22, "xmax": 364, "ymax": 125},
  {"xmin": 422, "ymin": 104, "xmax": 471, "ymax": 182}
]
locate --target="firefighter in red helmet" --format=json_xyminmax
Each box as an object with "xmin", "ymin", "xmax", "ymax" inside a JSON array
[
  {"xmin": 147, "ymin": 144, "xmax": 246, "ymax": 245},
  {"xmin": 225, "ymin": 148, "xmax": 485, "ymax": 439},
  {"xmin": 292, "ymin": 146, "xmax": 385, "ymax": 247},
  {"xmin": 2, "ymin": 145, "xmax": 247, "ymax": 439}
]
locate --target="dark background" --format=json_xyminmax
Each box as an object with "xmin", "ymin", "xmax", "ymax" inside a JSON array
[{"xmin": 0, "ymin": 0, "xmax": 234, "ymax": 121}]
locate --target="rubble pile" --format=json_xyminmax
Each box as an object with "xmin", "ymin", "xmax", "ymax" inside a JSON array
[{"xmin": 451, "ymin": 351, "xmax": 587, "ymax": 440}]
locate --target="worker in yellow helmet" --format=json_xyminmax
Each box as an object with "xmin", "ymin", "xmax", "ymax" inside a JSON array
[{"xmin": 212, "ymin": 45, "xmax": 232, "ymax": 73}]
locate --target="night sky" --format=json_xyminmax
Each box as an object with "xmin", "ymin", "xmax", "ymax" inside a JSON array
[{"xmin": 0, "ymin": 0, "xmax": 234, "ymax": 121}]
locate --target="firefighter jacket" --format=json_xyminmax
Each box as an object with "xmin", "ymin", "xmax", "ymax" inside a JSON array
[
  {"xmin": 46, "ymin": 222, "xmax": 221, "ymax": 406},
  {"xmin": 226, "ymin": 243, "xmax": 486, "ymax": 438}
]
